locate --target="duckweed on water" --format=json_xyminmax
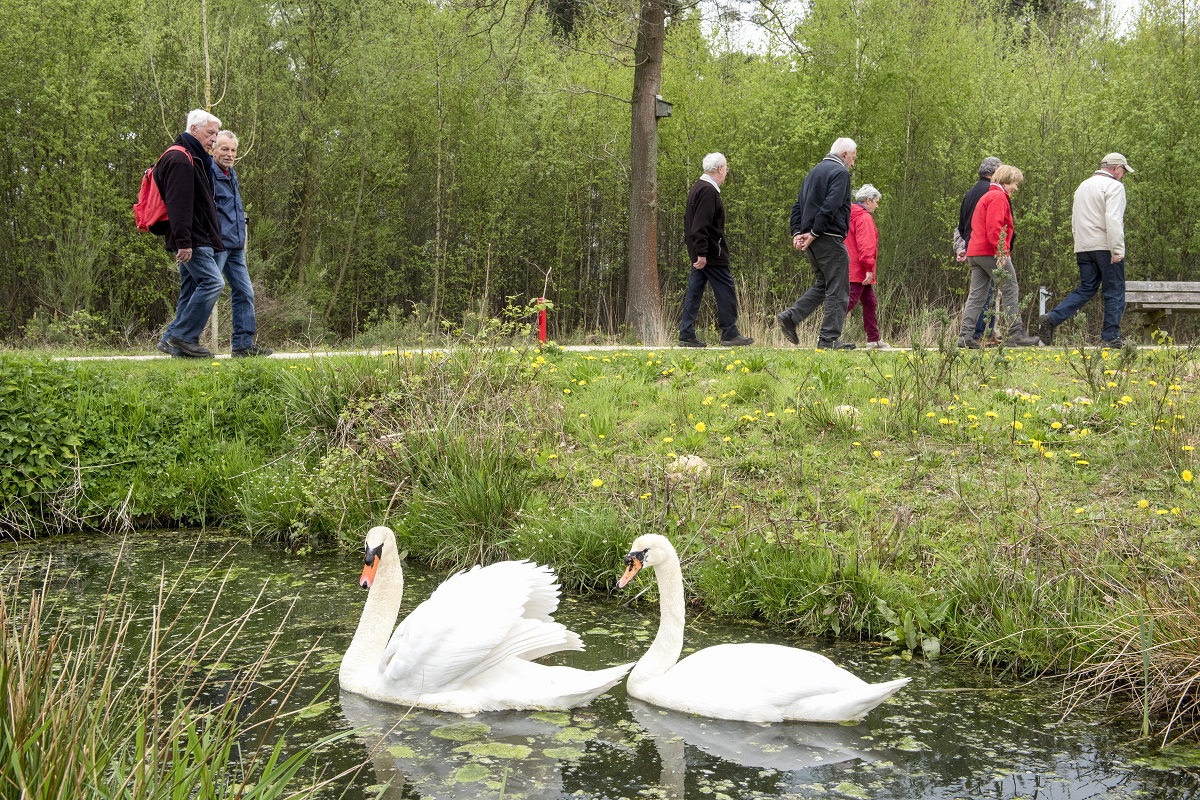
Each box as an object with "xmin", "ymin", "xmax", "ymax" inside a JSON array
[{"xmin": 431, "ymin": 721, "xmax": 492, "ymax": 741}]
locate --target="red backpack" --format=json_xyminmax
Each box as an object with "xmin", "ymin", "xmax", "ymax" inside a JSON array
[{"xmin": 133, "ymin": 145, "xmax": 193, "ymax": 232}]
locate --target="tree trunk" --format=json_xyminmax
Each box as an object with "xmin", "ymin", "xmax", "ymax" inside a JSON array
[{"xmin": 625, "ymin": 0, "xmax": 666, "ymax": 345}]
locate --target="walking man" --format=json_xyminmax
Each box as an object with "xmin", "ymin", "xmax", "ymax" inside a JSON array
[
  {"xmin": 1039, "ymin": 153, "xmax": 1134, "ymax": 348},
  {"xmin": 678, "ymin": 152, "xmax": 753, "ymax": 348},
  {"xmin": 209, "ymin": 130, "xmax": 271, "ymax": 357},
  {"xmin": 777, "ymin": 138, "xmax": 857, "ymax": 350},
  {"xmin": 155, "ymin": 109, "xmax": 225, "ymax": 358}
]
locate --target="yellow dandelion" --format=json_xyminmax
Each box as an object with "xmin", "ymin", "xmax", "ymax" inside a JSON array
[
  {"xmin": 1050, "ymin": 421, "xmax": 1062, "ymax": 430},
  {"xmin": 640, "ymin": 493, "xmax": 651, "ymax": 499},
  {"xmin": 1183, "ymin": 470, "xmax": 1194, "ymax": 483},
  {"xmin": 985, "ymin": 411, "xmax": 999, "ymax": 419},
  {"xmin": 1012, "ymin": 421, "xmax": 1024, "ymax": 430},
  {"xmin": 1075, "ymin": 459, "xmax": 1089, "ymax": 465},
  {"xmin": 1184, "ymin": 445, "xmax": 1195, "ymax": 452},
  {"xmin": 695, "ymin": 422, "xmax": 706, "ymax": 433},
  {"xmin": 872, "ymin": 450, "xmax": 882, "ymax": 458},
  {"xmin": 1137, "ymin": 499, "xmax": 1149, "ymax": 509},
  {"xmin": 592, "ymin": 478, "xmax": 604, "ymax": 487},
  {"xmin": 662, "ymin": 437, "xmax": 673, "ymax": 443}
]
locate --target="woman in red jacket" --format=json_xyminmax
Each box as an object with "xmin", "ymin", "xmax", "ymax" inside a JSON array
[
  {"xmin": 957, "ymin": 164, "xmax": 1040, "ymax": 348},
  {"xmin": 846, "ymin": 184, "xmax": 887, "ymax": 348}
]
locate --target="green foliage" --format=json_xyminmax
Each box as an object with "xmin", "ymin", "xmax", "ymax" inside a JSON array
[
  {"xmin": 0, "ymin": 357, "xmax": 82, "ymax": 508},
  {"xmin": 5, "ymin": 0, "xmax": 1200, "ymax": 344}
]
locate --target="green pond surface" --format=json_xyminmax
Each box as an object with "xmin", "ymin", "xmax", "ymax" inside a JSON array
[{"xmin": 4, "ymin": 531, "xmax": 1199, "ymax": 799}]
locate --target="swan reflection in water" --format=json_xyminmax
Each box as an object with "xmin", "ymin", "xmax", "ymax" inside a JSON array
[
  {"xmin": 628, "ymin": 698, "xmax": 878, "ymax": 800},
  {"xmin": 339, "ymin": 690, "xmax": 625, "ymax": 799}
]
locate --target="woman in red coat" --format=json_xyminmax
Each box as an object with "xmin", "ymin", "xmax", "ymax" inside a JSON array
[
  {"xmin": 846, "ymin": 184, "xmax": 886, "ymax": 348},
  {"xmin": 957, "ymin": 164, "xmax": 1040, "ymax": 348}
]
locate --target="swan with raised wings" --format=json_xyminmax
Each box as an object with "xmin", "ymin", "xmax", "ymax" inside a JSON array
[
  {"xmin": 617, "ymin": 534, "xmax": 910, "ymax": 723},
  {"xmin": 340, "ymin": 525, "xmax": 631, "ymax": 713}
]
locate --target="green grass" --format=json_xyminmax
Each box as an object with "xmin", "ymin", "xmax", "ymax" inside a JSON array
[{"xmin": 4, "ymin": 339, "xmax": 1200, "ymax": 739}]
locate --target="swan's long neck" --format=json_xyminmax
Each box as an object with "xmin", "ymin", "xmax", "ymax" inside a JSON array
[
  {"xmin": 629, "ymin": 549, "xmax": 686, "ymax": 686},
  {"xmin": 340, "ymin": 552, "xmax": 403, "ymax": 682}
]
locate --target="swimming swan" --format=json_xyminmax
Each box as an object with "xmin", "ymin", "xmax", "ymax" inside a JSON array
[
  {"xmin": 617, "ymin": 534, "xmax": 910, "ymax": 723},
  {"xmin": 340, "ymin": 525, "xmax": 631, "ymax": 713}
]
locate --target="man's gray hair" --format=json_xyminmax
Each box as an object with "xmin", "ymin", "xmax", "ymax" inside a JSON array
[
  {"xmin": 186, "ymin": 109, "xmax": 221, "ymax": 131},
  {"xmin": 855, "ymin": 184, "xmax": 881, "ymax": 202},
  {"xmin": 830, "ymin": 137, "xmax": 857, "ymax": 156},
  {"xmin": 978, "ymin": 156, "xmax": 1002, "ymax": 179},
  {"xmin": 702, "ymin": 152, "xmax": 727, "ymax": 173},
  {"xmin": 216, "ymin": 130, "xmax": 238, "ymax": 143}
]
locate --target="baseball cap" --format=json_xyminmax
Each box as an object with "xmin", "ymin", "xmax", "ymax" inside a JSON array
[{"xmin": 1101, "ymin": 153, "xmax": 1135, "ymax": 174}]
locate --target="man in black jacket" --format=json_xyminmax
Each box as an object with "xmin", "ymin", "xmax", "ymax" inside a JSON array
[
  {"xmin": 776, "ymin": 138, "xmax": 857, "ymax": 349},
  {"xmin": 678, "ymin": 152, "xmax": 753, "ymax": 347},
  {"xmin": 154, "ymin": 109, "xmax": 226, "ymax": 358},
  {"xmin": 953, "ymin": 156, "xmax": 1002, "ymax": 346}
]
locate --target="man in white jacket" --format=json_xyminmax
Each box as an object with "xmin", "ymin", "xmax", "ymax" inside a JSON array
[{"xmin": 1039, "ymin": 153, "xmax": 1134, "ymax": 347}]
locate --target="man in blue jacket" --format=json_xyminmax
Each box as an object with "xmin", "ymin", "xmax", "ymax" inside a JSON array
[
  {"xmin": 208, "ymin": 130, "xmax": 271, "ymax": 357},
  {"xmin": 776, "ymin": 138, "xmax": 858, "ymax": 350}
]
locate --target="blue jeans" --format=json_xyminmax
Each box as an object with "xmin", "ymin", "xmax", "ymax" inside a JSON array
[
  {"xmin": 215, "ymin": 248, "xmax": 257, "ymax": 351},
  {"xmin": 679, "ymin": 262, "xmax": 741, "ymax": 342},
  {"xmin": 1046, "ymin": 250, "xmax": 1125, "ymax": 341},
  {"xmin": 163, "ymin": 247, "xmax": 223, "ymax": 345}
]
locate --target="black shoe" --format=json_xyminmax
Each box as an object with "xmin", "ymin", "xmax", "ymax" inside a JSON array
[
  {"xmin": 776, "ymin": 313, "xmax": 799, "ymax": 345},
  {"xmin": 1037, "ymin": 314, "xmax": 1056, "ymax": 346},
  {"xmin": 720, "ymin": 335, "xmax": 754, "ymax": 347},
  {"xmin": 1004, "ymin": 331, "xmax": 1041, "ymax": 347},
  {"xmin": 1101, "ymin": 336, "xmax": 1130, "ymax": 349},
  {"xmin": 233, "ymin": 345, "xmax": 274, "ymax": 357},
  {"xmin": 956, "ymin": 336, "xmax": 981, "ymax": 350},
  {"xmin": 167, "ymin": 336, "xmax": 214, "ymax": 358},
  {"xmin": 817, "ymin": 339, "xmax": 856, "ymax": 350},
  {"xmin": 155, "ymin": 339, "xmax": 180, "ymax": 357},
  {"xmin": 677, "ymin": 338, "xmax": 706, "ymax": 348}
]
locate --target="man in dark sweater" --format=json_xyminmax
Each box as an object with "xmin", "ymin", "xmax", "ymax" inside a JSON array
[
  {"xmin": 679, "ymin": 153, "xmax": 753, "ymax": 347},
  {"xmin": 776, "ymin": 138, "xmax": 857, "ymax": 349},
  {"xmin": 154, "ymin": 109, "xmax": 226, "ymax": 358}
]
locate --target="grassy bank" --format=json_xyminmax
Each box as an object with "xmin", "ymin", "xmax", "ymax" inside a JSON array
[{"xmin": 2, "ymin": 340, "xmax": 1199, "ymax": 741}]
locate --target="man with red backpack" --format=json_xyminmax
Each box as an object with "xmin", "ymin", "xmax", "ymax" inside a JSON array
[{"xmin": 152, "ymin": 109, "xmax": 225, "ymax": 358}]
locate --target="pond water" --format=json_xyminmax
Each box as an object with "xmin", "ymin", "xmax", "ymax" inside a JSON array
[{"xmin": 4, "ymin": 531, "xmax": 1199, "ymax": 799}]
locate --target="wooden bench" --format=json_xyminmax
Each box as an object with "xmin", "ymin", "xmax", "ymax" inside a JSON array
[{"xmin": 1125, "ymin": 281, "xmax": 1200, "ymax": 340}]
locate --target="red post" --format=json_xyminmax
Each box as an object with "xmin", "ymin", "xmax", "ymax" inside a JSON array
[{"xmin": 538, "ymin": 298, "xmax": 547, "ymax": 343}]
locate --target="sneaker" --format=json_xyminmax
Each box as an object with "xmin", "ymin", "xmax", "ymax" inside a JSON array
[
  {"xmin": 957, "ymin": 336, "xmax": 981, "ymax": 350},
  {"xmin": 167, "ymin": 336, "xmax": 214, "ymax": 358},
  {"xmin": 864, "ymin": 340, "xmax": 890, "ymax": 349},
  {"xmin": 232, "ymin": 345, "xmax": 274, "ymax": 358},
  {"xmin": 816, "ymin": 339, "xmax": 856, "ymax": 350},
  {"xmin": 677, "ymin": 338, "xmax": 707, "ymax": 348},
  {"xmin": 720, "ymin": 335, "xmax": 754, "ymax": 347},
  {"xmin": 1004, "ymin": 331, "xmax": 1042, "ymax": 347},
  {"xmin": 1037, "ymin": 314, "xmax": 1056, "ymax": 346},
  {"xmin": 775, "ymin": 313, "xmax": 799, "ymax": 345},
  {"xmin": 1101, "ymin": 336, "xmax": 1130, "ymax": 349},
  {"xmin": 155, "ymin": 339, "xmax": 179, "ymax": 357}
]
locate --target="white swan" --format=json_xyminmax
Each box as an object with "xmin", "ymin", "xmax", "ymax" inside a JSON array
[
  {"xmin": 617, "ymin": 534, "xmax": 911, "ymax": 723},
  {"xmin": 340, "ymin": 525, "xmax": 632, "ymax": 714}
]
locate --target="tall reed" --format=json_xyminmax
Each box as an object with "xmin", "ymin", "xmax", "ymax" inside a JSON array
[{"xmin": 0, "ymin": 559, "xmax": 351, "ymax": 799}]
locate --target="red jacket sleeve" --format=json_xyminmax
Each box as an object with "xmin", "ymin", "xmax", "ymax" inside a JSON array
[
  {"xmin": 856, "ymin": 212, "xmax": 878, "ymax": 273},
  {"xmin": 982, "ymin": 193, "xmax": 1013, "ymax": 257}
]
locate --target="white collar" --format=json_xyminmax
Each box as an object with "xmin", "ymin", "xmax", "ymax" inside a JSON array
[{"xmin": 700, "ymin": 173, "xmax": 721, "ymax": 193}]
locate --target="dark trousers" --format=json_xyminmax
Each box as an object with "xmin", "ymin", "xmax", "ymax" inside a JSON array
[
  {"xmin": 847, "ymin": 282, "xmax": 880, "ymax": 342},
  {"xmin": 781, "ymin": 235, "xmax": 849, "ymax": 343},
  {"xmin": 1046, "ymin": 250, "xmax": 1126, "ymax": 341},
  {"xmin": 679, "ymin": 262, "xmax": 741, "ymax": 342}
]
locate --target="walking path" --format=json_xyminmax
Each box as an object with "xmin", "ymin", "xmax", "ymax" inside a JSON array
[{"xmin": 54, "ymin": 341, "xmax": 1152, "ymax": 362}]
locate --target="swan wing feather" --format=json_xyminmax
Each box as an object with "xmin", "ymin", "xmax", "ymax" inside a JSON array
[{"xmin": 379, "ymin": 560, "xmax": 578, "ymax": 692}]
